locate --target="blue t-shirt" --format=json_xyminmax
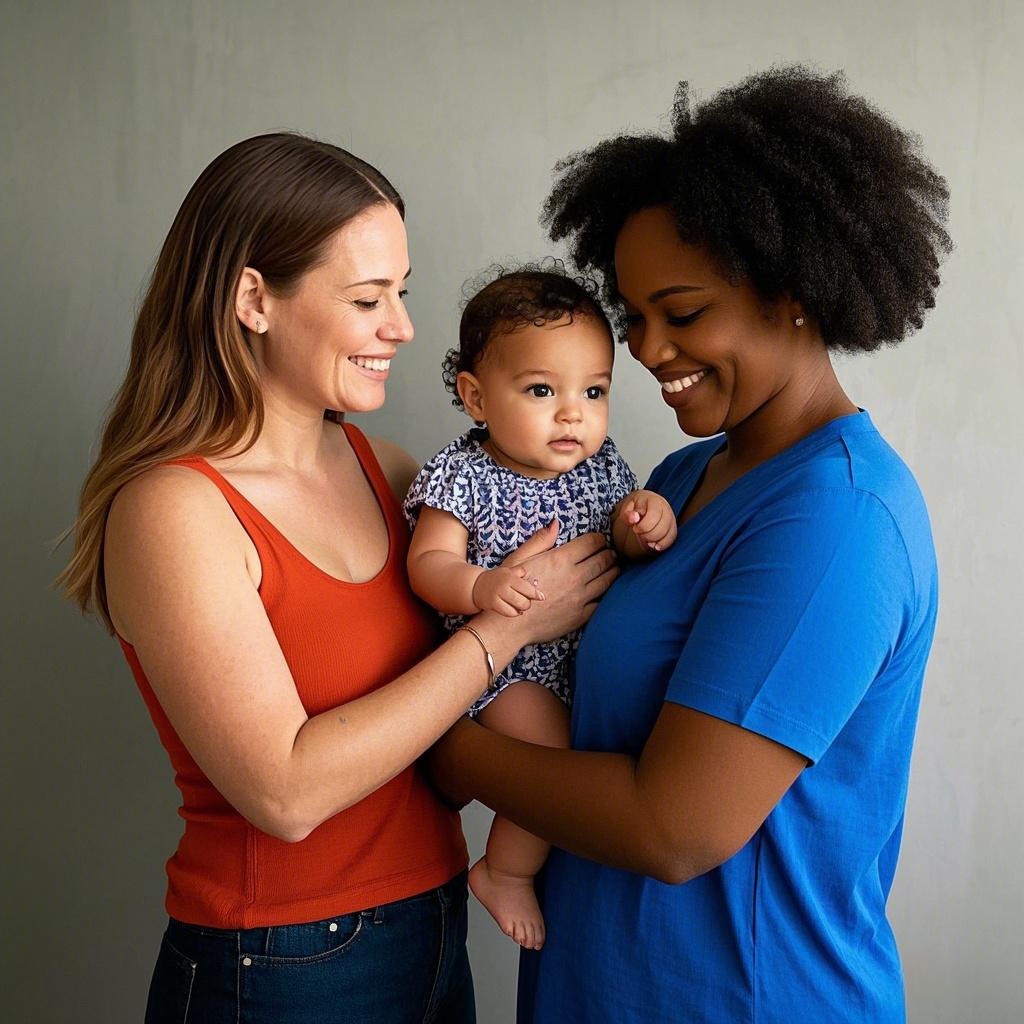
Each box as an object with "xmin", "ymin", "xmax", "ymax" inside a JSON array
[{"xmin": 520, "ymin": 412, "xmax": 937, "ymax": 1024}]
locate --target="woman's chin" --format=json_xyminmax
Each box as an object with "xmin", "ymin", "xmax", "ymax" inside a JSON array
[{"xmin": 674, "ymin": 410, "xmax": 722, "ymax": 438}]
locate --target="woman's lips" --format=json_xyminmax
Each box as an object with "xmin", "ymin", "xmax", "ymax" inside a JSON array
[
  {"xmin": 349, "ymin": 355, "xmax": 392, "ymax": 378},
  {"xmin": 659, "ymin": 368, "xmax": 710, "ymax": 406},
  {"xmin": 661, "ymin": 369, "xmax": 709, "ymax": 393}
]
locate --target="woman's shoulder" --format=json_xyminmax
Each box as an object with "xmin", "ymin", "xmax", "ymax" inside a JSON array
[
  {"xmin": 108, "ymin": 463, "xmax": 247, "ymax": 566},
  {"xmin": 105, "ymin": 462, "xmax": 254, "ymax": 641},
  {"xmin": 110, "ymin": 461, "xmax": 228, "ymax": 526},
  {"xmin": 770, "ymin": 413, "xmax": 928, "ymax": 521},
  {"xmin": 363, "ymin": 433, "xmax": 420, "ymax": 502}
]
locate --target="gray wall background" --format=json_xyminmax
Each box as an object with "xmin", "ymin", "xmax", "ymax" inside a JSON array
[{"xmin": 3, "ymin": 1, "xmax": 1022, "ymax": 1021}]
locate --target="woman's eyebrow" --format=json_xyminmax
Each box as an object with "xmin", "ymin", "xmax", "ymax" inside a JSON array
[
  {"xmin": 613, "ymin": 283, "xmax": 705, "ymax": 304},
  {"xmin": 343, "ymin": 267, "xmax": 413, "ymax": 288},
  {"xmin": 647, "ymin": 284, "xmax": 705, "ymax": 302}
]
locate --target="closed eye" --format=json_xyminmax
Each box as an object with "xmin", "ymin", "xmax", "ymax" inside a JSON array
[
  {"xmin": 667, "ymin": 307, "xmax": 707, "ymax": 327},
  {"xmin": 623, "ymin": 307, "xmax": 707, "ymax": 329}
]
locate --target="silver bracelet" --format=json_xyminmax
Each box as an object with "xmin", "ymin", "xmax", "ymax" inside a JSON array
[{"xmin": 458, "ymin": 625, "xmax": 495, "ymax": 689}]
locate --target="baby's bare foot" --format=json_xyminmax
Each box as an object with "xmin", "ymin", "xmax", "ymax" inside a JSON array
[{"xmin": 469, "ymin": 857, "xmax": 545, "ymax": 950}]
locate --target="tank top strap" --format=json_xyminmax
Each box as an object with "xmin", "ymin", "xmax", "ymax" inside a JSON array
[
  {"xmin": 163, "ymin": 455, "xmax": 258, "ymax": 515},
  {"xmin": 340, "ymin": 422, "xmax": 405, "ymax": 534},
  {"xmin": 161, "ymin": 456, "xmax": 280, "ymax": 562},
  {"xmin": 164, "ymin": 455, "xmax": 233, "ymax": 492},
  {"xmin": 165, "ymin": 456, "xmax": 247, "ymax": 503},
  {"xmin": 163, "ymin": 428, "xmax": 405, "ymax": 575}
]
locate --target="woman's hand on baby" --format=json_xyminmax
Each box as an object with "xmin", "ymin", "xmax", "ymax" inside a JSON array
[
  {"xmin": 500, "ymin": 521, "xmax": 618, "ymax": 644},
  {"xmin": 472, "ymin": 566, "xmax": 544, "ymax": 617},
  {"xmin": 618, "ymin": 490, "xmax": 678, "ymax": 552}
]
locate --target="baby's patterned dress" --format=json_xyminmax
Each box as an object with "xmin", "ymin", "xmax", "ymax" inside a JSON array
[{"xmin": 404, "ymin": 429, "xmax": 637, "ymax": 715}]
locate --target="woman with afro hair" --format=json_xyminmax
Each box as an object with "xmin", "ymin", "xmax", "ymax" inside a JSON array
[{"xmin": 429, "ymin": 66, "xmax": 950, "ymax": 1023}]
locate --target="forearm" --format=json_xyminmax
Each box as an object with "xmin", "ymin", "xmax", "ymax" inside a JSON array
[
  {"xmin": 441, "ymin": 721, "xmax": 702, "ymax": 883},
  {"xmin": 254, "ymin": 617, "xmax": 525, "ymax": 841},
  {"xmin": 408, "ymin": 549, "xmax": 483, "ymax": 615}
]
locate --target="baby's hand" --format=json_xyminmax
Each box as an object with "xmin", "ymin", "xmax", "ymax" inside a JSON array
[
  {"xmin": 618, "ymin": 490, "xmax": 678, "ymax": 553},
  {"xmin": 472, "ymin": 566, "xmax": 545, "ymax": 617}
]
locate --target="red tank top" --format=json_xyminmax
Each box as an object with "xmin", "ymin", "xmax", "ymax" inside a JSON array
[{"xmin": 119, "ymin": 423, "xmax": 467, "ymax": 928}]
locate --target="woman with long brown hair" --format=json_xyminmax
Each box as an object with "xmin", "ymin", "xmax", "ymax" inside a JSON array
[{"xmin": 60, "ymin": 133, "xmax": 615, "ymax": 1023}]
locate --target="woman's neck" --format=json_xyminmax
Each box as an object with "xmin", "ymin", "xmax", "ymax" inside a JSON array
[
  {"xmin": 223, "ymin": 389, "xmax": 343, "ymax": 475},
  {"xmin": 719, "ymin": 359, "xmax": 857, "ymax": 474}
]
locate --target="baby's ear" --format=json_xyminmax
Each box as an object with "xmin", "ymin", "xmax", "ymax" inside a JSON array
[{"xmin": 456, "ymin": 371, "xmax": 486, "ymax": 424}]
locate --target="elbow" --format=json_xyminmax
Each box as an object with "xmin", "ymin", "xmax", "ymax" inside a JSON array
[
  {"xmin": 245, "ymin": 795, "xmax": 324, "ymax": 844},
  {"xmin": 641, "ymin": 832, "xmax": 740, "ymax": 887},
  {"xmin": 267, "ymin": 819, "xmax": 316, "ymax": 845},
  {"xmin": 647, "ymin": 854, "xmax": 715, "ymax": 887},
  {"xmin": 249, "ymin": 807, "xmax": 316, "ymax": 845}
]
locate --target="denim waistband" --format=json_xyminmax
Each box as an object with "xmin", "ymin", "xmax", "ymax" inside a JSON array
[{"xmin": 166, "ymin": 869, "xmax": 468, "ymax": 952}]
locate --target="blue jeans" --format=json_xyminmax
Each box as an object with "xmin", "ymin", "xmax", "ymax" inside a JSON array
[{"xmin": 145, "ymin": 871, "xmax": 474, "ymax": 1024}]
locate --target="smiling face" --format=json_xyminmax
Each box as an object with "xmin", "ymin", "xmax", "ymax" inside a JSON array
[
  {"xmin": 456, "ymin": 315, "xmax": 613, "ymax": 479},
  {"xmin": 614, "ymin": 206, "xmax": 818, "ymax": 442},
  {"xmin": 251, "ymin": 202, "xmax": 413, "ymax": 416}
]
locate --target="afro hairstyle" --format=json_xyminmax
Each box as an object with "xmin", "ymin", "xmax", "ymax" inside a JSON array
[{"xmin": 543, "ymin": 65, "xmax": 951, "ymax": 353}]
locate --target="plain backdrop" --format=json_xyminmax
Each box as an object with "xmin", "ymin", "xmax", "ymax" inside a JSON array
[{"xmin": 2, "ymin": 2, "xmax": 1022, "ymax": 1021}]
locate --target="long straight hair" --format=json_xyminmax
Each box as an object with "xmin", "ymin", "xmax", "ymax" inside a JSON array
[{"xmin": 58, "ymin": 133, "xmax": 404, "ymax": 631}]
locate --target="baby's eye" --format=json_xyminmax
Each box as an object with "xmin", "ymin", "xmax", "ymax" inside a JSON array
[
  {"xmin": 585, "ymin": 386, "xmax": 607, "ymax": 400},
  {"xmin": 526, "ymin": 384, "xmax": 553, "ymax": 398}
]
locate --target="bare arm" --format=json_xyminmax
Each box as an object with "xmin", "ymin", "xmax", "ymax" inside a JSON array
[
  {"xmin": 368, "ymin": 434, "xmax": 420, "ymax": 502},
  {"xmin": 428, "ymin": 703, "xmax": 806, "ymax": 884},
  {"xmin": 407, "ymin": 506, "xmax": 544, "ymax": 616},
  {"xmin": 107, "ymin": 467, "xmax": 616, "ymax": 843},
  {"xmin": 407, "ymin": 506, "xmax": 486, "ymax": 614}
]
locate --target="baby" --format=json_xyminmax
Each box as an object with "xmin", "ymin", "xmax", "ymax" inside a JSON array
[{"xmin": 404, "ymin": 265, "xmax": 676, "ymax": 949}]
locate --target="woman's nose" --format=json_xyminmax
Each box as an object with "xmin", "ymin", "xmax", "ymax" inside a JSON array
[
  {"xmin": 630, "ymin": 324, "xmax": 677, "ymax": 368},
  {"xmin": 382, "ymin": 299, "xmax": 414, "ymax": 344}
]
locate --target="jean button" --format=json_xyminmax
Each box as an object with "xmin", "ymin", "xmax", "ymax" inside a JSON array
[
  {"xmin": 329, "ymin": 922, "xmax": 338, "ymax": 932},
  {"xmin": 242, "ymin": 956, "xmax": 252, "ymax": 967}
]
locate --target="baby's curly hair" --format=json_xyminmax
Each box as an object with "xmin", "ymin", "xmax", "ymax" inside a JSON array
[
  {"xmin": 543, "ymin": 66, "xmax": 951, "ymax": 352},
  {"xmin": 442, "ymin": 260, "xmax": 611, "ymax": 409}
]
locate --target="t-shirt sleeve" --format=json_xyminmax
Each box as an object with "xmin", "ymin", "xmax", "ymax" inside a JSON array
[
  {"xmin": 402, "ymin": 449, "xmax": 478, "ymax": 532},
  {"xmin": 666, "ymin": 487, "xmax": 915, "ymax": 763}
]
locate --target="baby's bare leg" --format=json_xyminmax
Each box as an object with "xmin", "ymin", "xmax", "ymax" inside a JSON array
[{"xmin": 469, "ymin": 681, "xmax": 570, "ymax": 950}]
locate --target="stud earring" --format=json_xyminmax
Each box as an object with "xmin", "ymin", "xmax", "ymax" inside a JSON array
[
  {"xmin": 794, "ymin": 316, "xmax": 805, "ymax": 327},
  {"xmin": 254, "ymin": 319, "xmax": 266, "ymax": 334}
]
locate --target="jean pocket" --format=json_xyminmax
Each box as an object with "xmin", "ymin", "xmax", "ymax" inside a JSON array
[
  {"xmin": 250, "ymin": 912, "xmax": 366, "ymax": 965},
  {"xmin": 144, "ymin": 936, "xmax": 197, "ymax": 1024}
]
